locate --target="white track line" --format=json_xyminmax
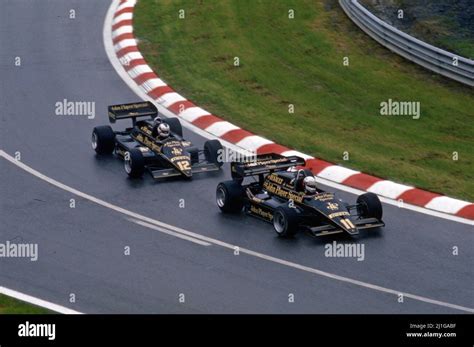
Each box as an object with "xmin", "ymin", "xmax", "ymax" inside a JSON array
[
  {"xmin": 1, "ymin": 150, "xmax": 472, "ymax": 313},
  {"xmin": 0, "ymin": 286, "xmax": 82, "ymax": 314},
  {"xmin": 129, "ymin": 218, "xmax": 211, "ymax": 246},
  {"xmin": 103, "ymin": 0, "xmax": 473, "ymax": 226}
]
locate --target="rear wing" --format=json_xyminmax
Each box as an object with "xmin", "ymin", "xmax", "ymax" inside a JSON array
[
  {"xmin": 108, "ymin": 101, "xmax": 157, "ymax": 124},
  {"xmin": 231, "ymin": 153, "xmax": 305, "ymax": 179}
]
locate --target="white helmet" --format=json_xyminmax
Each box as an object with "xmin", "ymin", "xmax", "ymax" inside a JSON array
[
  {"xmin": 157, "ymin": 123, "xmax": 170, "ymax": 138},
  {"xmin": 303, "ymin": 176, "xmax": 317, "ymax": 194}
]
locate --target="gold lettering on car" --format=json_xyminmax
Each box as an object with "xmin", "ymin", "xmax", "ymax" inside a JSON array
[
  {"xmin": 267, "ymin": 174, "xmax": 284, "ymax": 185},
  {"xmin": 314, "ymin": 193, "xmax": 334, "ymax": 201},
  {"xmin": 176, "ymin": 161, "xmax": 191, "ymax": 171},
  {"xmin": 140, "ymin": 126, "xmax": 152, "ymax": 135},
  {"xmin": 263, "ymin": 181, "xmax": 304, "ymax": 203},
  {"xmin": 328, "ymin": 211, "xmax": 350, "ymax": 219},
  {"xmin": 170, "ymin": 155, "xmax": 189, "ymax": 162},
  {"xmin": 327, "ymin": 202, "xmax": 339, "ymax": 211},
  {"xmin": 250, "ymin": 205, "xmax": 273, "ymax": 220},
  {"xmin": 172, "ymin": 147, "xmax": 183, "ymax": 156},
  {"xmin": 110, "ymin": 102, "xmax": 150, "ymax": 112},
  {"xmin": 135, "ymin": 134, "xmax": 161, "ymax": 152},
  {"xmin": 245, "ymin": 158, "xmax": 289, "ymax": 168}
]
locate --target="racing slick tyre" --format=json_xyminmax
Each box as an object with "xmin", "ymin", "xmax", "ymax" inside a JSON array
[
  {"xmin": 216, "ymin": 181, "xmax": 245, "ymax": 213},
  {"xmin": 357, "ymin": 192, "xmax": 383, "ymax": 220},
  {"xmin": 92, "ymin": 126, "xmax": 115, "ymax": 154},
  {"xmin": 124, "ymin": 148, "xmax": 145, "ymax": 178},
  {"xmin": 163, "ymin": 117, "xmax": 183, "ymax": 137},
  {"xmin": 204, "ymin": 140, "xmax": 224, "ymax": 167},
  {"xmin": 273, "ymin": 205, "xmax": 299, "ymax": 237}
]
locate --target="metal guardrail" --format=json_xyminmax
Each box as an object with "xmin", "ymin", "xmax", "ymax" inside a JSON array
[{"xmin": 339, "ymin": 0, "xmax": 474, "ymax": 87}]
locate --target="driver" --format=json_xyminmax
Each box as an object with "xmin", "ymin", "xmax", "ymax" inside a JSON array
[
  {"xmin": 152, "ymin": 116, "xmax": 171, "ymax": 140},
  {"xmin": 156, "ymin": 122, "xmax": 171, "ymax": 140},
  {"xmin": 303, "ymin": 176, "xmax": 318, "ymax": 196}
]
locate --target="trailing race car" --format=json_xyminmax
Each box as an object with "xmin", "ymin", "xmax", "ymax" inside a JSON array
[
  {"xmin": 216, "ymin": 153, "xmax": 385, "ymax": 237},
  {"xmin": 92, "ymin": 101, "xmax": 223, "ymax": 179}
]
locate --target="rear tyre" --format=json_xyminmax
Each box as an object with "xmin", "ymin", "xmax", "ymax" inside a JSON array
[
  {"xmin": 357, "ymin": 192, "xmax": 383, "ymax": 220},
  {"xmin": 92, "ymin": 126, "xmax": 115, "ymax": 154},
  {"xmin": 204, "ymin": 140, "xmax": 223, "ymax": 167},
  {"xmin": 216, "ymin": 181, "xmax": 244, "ymax": 213},
  {"xmin": 273, "ymin": 205, "xmax": 299, "ymax": 237},
  {"xmin": 124, "ymin": 148, "xmax": 145, "ymax": 178},
  {"xmin": 162, "ymin": 117, "xmax": 183, "ymax": 137}
]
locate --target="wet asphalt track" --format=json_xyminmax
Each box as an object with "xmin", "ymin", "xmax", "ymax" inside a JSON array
[{"xmin": 0, "ymin": 0, "xmax": 472, "ymax": 313}]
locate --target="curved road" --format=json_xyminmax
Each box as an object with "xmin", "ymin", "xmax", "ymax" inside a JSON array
[{"xmin": 0, "ymin": 0, "xmax": 472, "ymax": 313}]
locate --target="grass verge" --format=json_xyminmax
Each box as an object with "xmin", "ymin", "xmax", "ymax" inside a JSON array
[
  {"xmin": 134, "ymin": 0, "xmax": 473, "ymax": 201},
  {"xmin": 0, "ymin": 294, "xmax": 52, "ymax": 314}
]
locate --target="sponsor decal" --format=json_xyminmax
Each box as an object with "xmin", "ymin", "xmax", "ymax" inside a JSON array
[
  {"xmin": 244, "ymin": 157, "xmax": 289, "ymax": 168},
  {"xmin": 170, "ymin": 155, "xmax": 189, "ymax": 162},
  {"xmin": 140, "ymin": 125, "xmax": 152, "ymax": 135},
  {"xmin": 263, "ymin": 181, "xmax": 304, "ymax": 203},
  {"xmin": 267, "ymin": 173, "xmax": 284, "ymax": 185},
  {"xmin": 313, "ymin": 193, "xmax": 334, "ymax": 201},
  {"xmin": 328, "ymin": 211, "xmax": 350, "ymax": 219},
  {"xmin": 135, "ymin": 134, "xmax": 161, "ymax": 152},
  {"xmin": 172, "ymin": 147, "xmax": 183, "ymax": 156},
  {"xmin": 110, "ymin": 102, "xmax": 150, "ymax": 112},
  {"xmin": 250, "ymin": 205, "xmax": 273, "ymax": 220},
  {"xmin": 163, "ymin": 140, "xmax": 182, "ymax": 147}
]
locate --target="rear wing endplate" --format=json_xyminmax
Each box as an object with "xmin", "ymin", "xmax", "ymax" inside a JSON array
[
  {"xmin": 231, "ymin": 153, "xmax": 305, "ymax": 179},
  {"xmin": 108, "ymin": 101, "xmax": 157, "ymax": 123}
]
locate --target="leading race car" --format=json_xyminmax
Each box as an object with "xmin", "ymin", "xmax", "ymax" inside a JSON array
[
  {"xmin": 216, "ymin": 153, "xmax": 385, "ymax": 237},
  {"xmin": 92, "ymin": 101, "xmax": 223, "ymax": 179}
]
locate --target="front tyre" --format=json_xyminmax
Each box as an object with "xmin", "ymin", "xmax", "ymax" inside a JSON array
[
  {"xmin": 216, "ymin": 181, "xmax": 244, "ymax": 213},
  {"xmin": 357, "ymin": 192, "xmax": 383, "ymax": 220},
  {"xmin": 204, "ymin": 140, "xmax": 224, "ymax": 167},
  {"xmin": 124, "ymin": 148, "xmax": 145, "ymax": 178},
  {"xmin": 92, "ymin": 126, "xmax": 115, "ymax": 154},
  {"xmin": 273, "ymin": 205, "xmax": 299, "ymax": 237}
]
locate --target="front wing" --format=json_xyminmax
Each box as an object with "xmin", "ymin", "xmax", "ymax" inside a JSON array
[
  {"xmin": 307, "ymin": 217, "xmax": 385, "ymax": 237},
  {"xmin": 149, "ymin": 162, "xmax": 221, "ymax": 179}
]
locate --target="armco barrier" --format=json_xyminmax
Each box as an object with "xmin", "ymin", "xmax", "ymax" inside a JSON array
[{"xmin": 339, "ymin": 0, "xmax": 474, "ymax": 87}]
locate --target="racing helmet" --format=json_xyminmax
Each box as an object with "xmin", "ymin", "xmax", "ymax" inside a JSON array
[
  {"xmin": 157, "ymin": 123, "xmax": 170, "ymax": 139},
  {"xmin": 303, "ymin": 176, "xmax": 317, "ymax": 194}
]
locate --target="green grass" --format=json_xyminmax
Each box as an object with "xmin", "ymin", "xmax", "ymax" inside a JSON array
[
  {"xmin": 0, "ymin": 294, "xmax": 52, "ymax": 314},
  {"xmin": 134, "ymin": 0, "xmax": 473, "ymax": 201}
]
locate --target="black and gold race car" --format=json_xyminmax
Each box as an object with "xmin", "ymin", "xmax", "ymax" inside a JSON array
[
  {"xmin": 216, "ymin": 153, "xmax": 385, "ymax": 237},
  {"xmin": 92, "ymin": 101, "xmax": 223, "ymax": 179}
]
